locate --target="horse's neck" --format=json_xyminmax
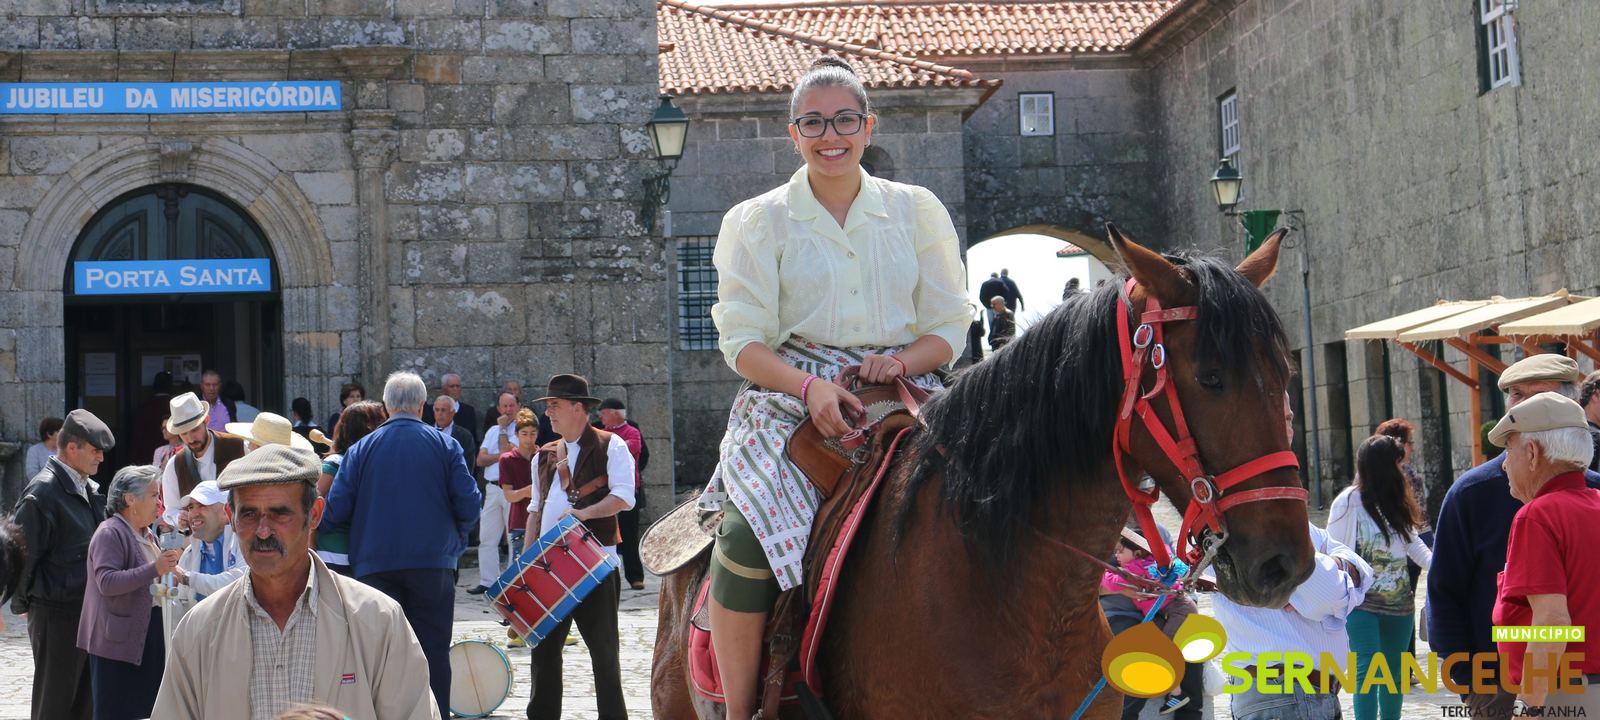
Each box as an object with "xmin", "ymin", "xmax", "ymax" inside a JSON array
[{"xmin": 890, "ymin": 463, "xmax": 1128, "ymax": 626}]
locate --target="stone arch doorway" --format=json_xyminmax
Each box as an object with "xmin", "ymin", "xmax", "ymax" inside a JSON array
[
  {"xmin": 965, "ymin": 223, "xmax": 1116, "ymax": 343},
  {"xmin": 64, "ymin": 183, "xmax": 284, "ymax": 475}
]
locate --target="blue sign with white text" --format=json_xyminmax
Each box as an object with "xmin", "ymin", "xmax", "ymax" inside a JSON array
[
  {"xmin": 74, "ymin": 260, "xmax": 273, "ymax": 296},
  {"xmin": 2, "ymin": 82, "xmax": 341, "ymax": 115}
]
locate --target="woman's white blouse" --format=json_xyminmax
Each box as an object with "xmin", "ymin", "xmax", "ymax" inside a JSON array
[{"xmin": 711, "ymin": 165, "xmax": 971, "ymax": 370}]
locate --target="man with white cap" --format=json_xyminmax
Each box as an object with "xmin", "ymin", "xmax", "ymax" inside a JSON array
[
  {"xmin": 173, "ymin": 480, "xmax": 247, "ymax": 602},
  {"xmin": 158, "ymin": 479, "xmax": 247, "ymax": 642},
  {"xmin": 1430, "ymin": 354, "xmax": 1600, "ymax": 718},
  {"xmin": 1486, "ymin": 392, "xmax": 1600, "ymax": 713},
  {"xmin": 160, "ymin": 392, "xmax": 248, "ymax": 527},
  {"xmin": 153, "ymin": 444, "xmax": 439, "ymax": 720}
]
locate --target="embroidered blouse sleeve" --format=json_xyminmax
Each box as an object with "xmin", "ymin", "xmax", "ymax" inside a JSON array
[
  {"xmin": 910, "ymin": 187, "xmax": 972, "ymax": 364},
  {"xmin": 711, "ymin": 200, "xmax": 780, "ymax": 371}
]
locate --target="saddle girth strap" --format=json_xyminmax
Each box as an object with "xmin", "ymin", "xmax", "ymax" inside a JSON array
[{"xmin": 761, "ymin": 591, "xmax": 800, "ymax": 719}]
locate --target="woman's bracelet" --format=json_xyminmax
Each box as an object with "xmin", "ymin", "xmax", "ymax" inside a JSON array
[
  {"xmin": 890, "ymin": 355, "xmax": 909, "ymax": 375},
  {"xmin": 800, "ymin": 374, "xmax": 820, "ymax": 405}
]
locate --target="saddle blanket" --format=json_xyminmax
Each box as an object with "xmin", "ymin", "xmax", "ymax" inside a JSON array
[{"xmin": 688, "ymin": 427, "xmax": 914, "ymax": 704}]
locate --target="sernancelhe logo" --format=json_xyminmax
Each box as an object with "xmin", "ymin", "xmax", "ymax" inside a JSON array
[
  {"xmin": 1102, "ymin": 619, "xmax": 1590, "ymax": 697},
  {"xmin": 1101, "ymin": 615, "xmax": 1228, "ymax": 697}
]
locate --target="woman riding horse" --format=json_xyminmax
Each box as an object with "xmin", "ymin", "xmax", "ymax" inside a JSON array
[{"xmin": 700, "ymin": 56, "xmax": 971, "ymax": 717}]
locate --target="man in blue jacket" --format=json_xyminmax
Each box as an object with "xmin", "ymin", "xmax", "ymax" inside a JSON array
[
  {"xmin": 1429, "ymin": 354, "xmax": 1600, "ymax": 719},
  {"xmin": 324, "ymin": 370, "xmax": 480, "ymax": 716}
]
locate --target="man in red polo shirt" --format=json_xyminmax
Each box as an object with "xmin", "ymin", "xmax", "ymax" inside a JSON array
[{"xmin": 1489, "ymin": 391, "xmax": 1600, "ymax": 714}]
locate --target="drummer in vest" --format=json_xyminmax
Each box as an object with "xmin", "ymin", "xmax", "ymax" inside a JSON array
[
  {"xmin": 525, "ymin": 373, "xmax": 636, "ymax": 720},
  {"xmin": 159, "ymin": 392, "xmax": 248, "ymax": 528}
]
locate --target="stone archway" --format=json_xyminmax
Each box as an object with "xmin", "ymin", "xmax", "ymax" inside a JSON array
[
  {"xmin": 977, "ymin": 223, "xmax": 1122, "ymax": 272},
  {"xmin": 18, "ymin": 138, "xmax": 333, "ymax": 292},
  {"xmin": 11, "ymin": 137, "xmax": 341, "ymax": 448}
]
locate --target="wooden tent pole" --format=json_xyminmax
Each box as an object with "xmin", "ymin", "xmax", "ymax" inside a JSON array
[
  {"xmin": 1469, "ymin": 355, "xmax": 1484, "ymax": 466},
  {"xmin": 1448, "ymin": 337, "xmax": 1509, "ymax": 375},
  {"xmin": 1397, "ymin": 341, "xmax": 1480, "ymax": 390}
]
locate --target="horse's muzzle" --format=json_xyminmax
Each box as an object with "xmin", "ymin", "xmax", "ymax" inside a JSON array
[{"xmin": 1214, "ymin": 543, "xmax": 1313, "ymax": 608}]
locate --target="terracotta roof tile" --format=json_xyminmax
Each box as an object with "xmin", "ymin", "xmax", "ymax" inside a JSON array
[
  {"xmin": 1056, "ymin": 242, "xmax": 1088, "ymax": 257},
  {"xmin": 660, "ymin": 0, "xmax": 1003, "ymax": 95},
  {"xmin": 699, "ymin": 1, "xmax": 1180, "ymax": 56}
]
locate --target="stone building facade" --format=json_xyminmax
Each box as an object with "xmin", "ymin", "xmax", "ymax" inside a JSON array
[
  {"xmin": 0, "ymin": 0, "xmax": 675, "ymax": 508},
  {"xmin": 1138, "ymin": 0, "xmax": 1600, "ymax": 510}
]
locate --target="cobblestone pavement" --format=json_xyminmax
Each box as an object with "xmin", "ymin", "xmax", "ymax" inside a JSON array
[{"xmin": 0, "ymin": 506, "xmax": 1472, "ymax": 719}]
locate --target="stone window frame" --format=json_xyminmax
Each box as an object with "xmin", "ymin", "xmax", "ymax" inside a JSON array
[
  {"xmin": 1018, "ymin": 92, "xmax": 1055, "ymax": 137},
  {"xmin": 91, "ymin": 0, "xmax": 240, "ymax": 16},
  {"xmin": 675, "ymin": 236, "xmax": 719, "ymax": 352},
  {"xmin": 1480, "ymin": 0, "xmax": 1521, "ymax": 90},
  {"xmin": 1218, "ymin": 90, "xmax": 1240, "ymax": 159}
]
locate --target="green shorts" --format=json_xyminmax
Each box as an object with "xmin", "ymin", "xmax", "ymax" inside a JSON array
[{"xmin": 709, "ymin": 500, "xmax": 781, "ymax": 613}]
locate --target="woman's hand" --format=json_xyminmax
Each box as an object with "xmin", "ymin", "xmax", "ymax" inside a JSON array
[
  {"xmin": 858, "ymin": 354, "xmax": 906, "ymax": 385},
  {"xmin": 804, "ymin": 379, "xmax": 864, "ymax": 437},
  {"xmin": 156, "ymin": 548, "xmax": 182, "ymax": 576}
]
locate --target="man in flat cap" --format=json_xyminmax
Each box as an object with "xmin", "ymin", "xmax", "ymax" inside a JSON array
[
  {"xmin": 153, "ymin": 444, "xmax": 440, "ymax": 720},
  {"xmin": 1430, "ymin": 355, "xmax": 1600, "ymax": 718},
  {"xmin": 160, "ymin": 391, "xmax": 248, "ymax": 528},
  {"xmin": 12, "ymin": 408, "xmax": 113, "ymax": 720},
  {"xmin": 323, "ymin": 370, "xmax": 480, "ymax": 715},
  {"xmin": 1488, "ymin": 393, "xmax": 1600, "ymax": 713}
]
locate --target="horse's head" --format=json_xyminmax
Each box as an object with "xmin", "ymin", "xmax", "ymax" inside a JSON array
[{"xmin": 1107, "ymin": 224, "xmax": 1314, "ymax": 609}]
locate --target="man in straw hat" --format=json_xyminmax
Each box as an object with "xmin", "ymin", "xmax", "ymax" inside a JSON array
[
  {"xmin": 1430, "ymin": 354, "xmax": 1600, "ymax": 718},
  {"xmin": 12, "ymin": 409, "xmax": 114, "ymax": 720},
  {"xmin": 153, "ymin": 444, "xmax": 440, "ymax": 720},
  {"xmin": 160, "ymin": 391, "xmax": 248, "ymax": 527},
  {"xmin": 226, "ymin": 411, "xmax": 316, "ymax": 453},
  {"xmin": 323, "ymin": 370, "xmax": 479, "ymax": 715},
  {"xmin": 524, "ymin": 373, "xmax": 635, "ymax": 720},
  {"xmin": 1485, "ymin": 392, "xmax": 1600, "ymax": 713}
]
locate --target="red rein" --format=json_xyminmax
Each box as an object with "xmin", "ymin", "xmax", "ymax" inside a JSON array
[{"xmin": 1112, "ymin": 278, "xmax": 1305, "ymax": 576}]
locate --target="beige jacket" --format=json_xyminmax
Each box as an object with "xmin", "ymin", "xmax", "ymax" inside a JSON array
[{"xmin": 153, "ymin": 553, "xmax": 441, "ymax": 720}]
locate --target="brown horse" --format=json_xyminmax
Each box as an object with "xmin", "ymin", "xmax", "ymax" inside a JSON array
[{"xmin": 653, "ymin": 228, "xmax": 1315, "ymax": 718}]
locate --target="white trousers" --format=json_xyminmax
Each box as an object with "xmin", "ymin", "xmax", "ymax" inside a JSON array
[{"xmin": 477, "ymin": 482, "xmax": 510, "ymax": 586}]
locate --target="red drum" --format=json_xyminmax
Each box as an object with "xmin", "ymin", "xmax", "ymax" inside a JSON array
[{"xmin": 486, "ymin": 514, "xmax": 620, "ymax": 645}]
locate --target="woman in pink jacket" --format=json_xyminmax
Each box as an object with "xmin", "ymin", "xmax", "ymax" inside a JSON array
[{"xmin": 78, "ymin": 464, "xmax": 182, "ymax": 720}]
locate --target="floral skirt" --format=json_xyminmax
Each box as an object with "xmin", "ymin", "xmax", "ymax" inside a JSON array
[{"xmin": 698, "ymin": 337, "xmax": 942, "ymax": 591}]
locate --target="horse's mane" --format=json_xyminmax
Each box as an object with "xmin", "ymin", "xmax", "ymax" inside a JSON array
[{"xmin": 896, "ymin": 253, "xmax": 1292, "ymax": 572}]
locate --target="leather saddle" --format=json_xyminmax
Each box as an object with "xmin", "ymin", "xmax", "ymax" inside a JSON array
[{"xmin": 786, "ymin": 368, "xmax": 930, "ymax": 499}]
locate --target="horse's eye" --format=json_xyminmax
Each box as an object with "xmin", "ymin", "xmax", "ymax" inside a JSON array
[{"xmin": 1198, "ymin": 371, "xmax": 1224, "ymax": 389}]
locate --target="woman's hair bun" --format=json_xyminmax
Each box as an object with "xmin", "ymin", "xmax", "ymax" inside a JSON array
[{"xmin": 810, "ymin": 55, "xmax": 857, "ymax": 76}]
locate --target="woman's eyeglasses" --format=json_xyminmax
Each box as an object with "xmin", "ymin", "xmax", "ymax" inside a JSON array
[{"xmin": 791, "ymin": 112, "xmax": 867, "ymax": 138}]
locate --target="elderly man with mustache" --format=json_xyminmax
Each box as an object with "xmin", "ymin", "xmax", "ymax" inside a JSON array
[{"xmin": 153, "ymin": 444, "xmax": 439, "ymax": 720}]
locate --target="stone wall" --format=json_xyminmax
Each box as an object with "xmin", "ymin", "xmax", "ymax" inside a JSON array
[
  {"xmin": 963, "ymin": 63, "xmax": 1166, "ymax": 248},
  {"xmin": 0, "ymin": 0, "xmax": 675, "ymax": 511},
  {"xmin": 1148, "ymin": 0, "xmax": 1600, "ymax": 500}
]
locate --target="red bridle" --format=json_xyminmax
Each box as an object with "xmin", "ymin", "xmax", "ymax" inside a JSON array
[{"xmin": 1113, "ymin": 278, "xmax": 1306, "ymax": 578}]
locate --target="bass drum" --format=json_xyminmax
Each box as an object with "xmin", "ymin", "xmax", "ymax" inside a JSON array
[{"xmin": 448, "ymin": 640, "xmax": 513, "ymax": 718}]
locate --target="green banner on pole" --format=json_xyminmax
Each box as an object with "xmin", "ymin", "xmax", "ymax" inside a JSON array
[{"xmin": 1240, "ymin": 209, "xmax": 1282, "ymax": 255}]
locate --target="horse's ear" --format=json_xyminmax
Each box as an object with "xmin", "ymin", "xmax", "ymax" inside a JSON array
[
  {"xmin": 1236, "ymin": 228, "xmax": 1288, "ymax": 288},
  {"xmin": 1107, "ymin": 223, "xmax": 1190, "ymax": 305}
]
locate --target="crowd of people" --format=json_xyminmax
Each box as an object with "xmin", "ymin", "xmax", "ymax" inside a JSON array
[
  {"xmin": 4, "ymin": 49, "xmax": 1600, "ymax": 720},
  {"xmin": 1086, "ymin": 352, "xmax": 1600, "ymax": 720},
  {"xmin": 3, "ymin": 367, "xmax": 650, "ymax": 720}
]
